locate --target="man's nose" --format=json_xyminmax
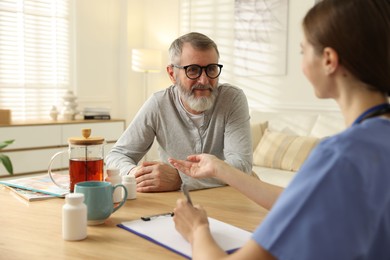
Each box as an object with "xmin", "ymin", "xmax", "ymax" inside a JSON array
[{"xmin": 196, "ymin": 69, "xmax": 209, "ymax": 84}]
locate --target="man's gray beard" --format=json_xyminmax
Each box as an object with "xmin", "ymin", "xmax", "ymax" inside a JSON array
[{"xmin": 177, "ymin": 82, "xmax": 218, "ymax": 113}]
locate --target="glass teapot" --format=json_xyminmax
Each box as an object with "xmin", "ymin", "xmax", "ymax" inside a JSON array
[{"xmin": 48, "ymin": 128, "xmax": 105, "ymax": 192}]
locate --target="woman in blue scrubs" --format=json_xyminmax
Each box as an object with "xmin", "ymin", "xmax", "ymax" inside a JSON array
[{"xmin": 169, "ymin": 0, "xmax": 390, "ymax": 259}]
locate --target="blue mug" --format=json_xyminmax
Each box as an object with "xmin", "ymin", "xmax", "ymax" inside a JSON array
[{"xmin": 74, "ymin": 181, "xmax": 127, "ymax": 225}]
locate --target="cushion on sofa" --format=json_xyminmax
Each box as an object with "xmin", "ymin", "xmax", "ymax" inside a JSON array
[
  {"xmin": 310, "ymin": 114, "xmax": 345, "ymax": 138},
  {"xmin": 251, "ymin": 121, "xmax": 268, "ymax": 151},
  {"xmin": 250, "ymin": 112, "xmax": 319, "ymax": 136},
  {"xmin": 253, "ymin": 129, "xmax": 320, "ymax": 172}
]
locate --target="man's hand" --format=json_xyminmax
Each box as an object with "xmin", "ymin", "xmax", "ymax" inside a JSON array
[{"xmin": 133, "ymin": 161, "xmax": 182, "ymax": 192}]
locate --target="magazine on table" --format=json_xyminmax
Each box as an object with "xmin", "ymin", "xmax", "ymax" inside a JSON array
[
  {"xmin": 0, "ymin": 174, "xmax": 69, "ymax": 198},
  {"xmin": 1, "ymin": 185, "xmax": 58, "ymax": 201}
]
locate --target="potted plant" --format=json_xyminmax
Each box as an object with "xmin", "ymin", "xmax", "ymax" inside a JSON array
[{"xmin": 0, "ymin": 140, "xmax": 14, "ymax": 175}]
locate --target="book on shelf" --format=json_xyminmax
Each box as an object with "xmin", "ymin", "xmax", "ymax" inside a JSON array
[
  {"xmin": 83, "ymin": 107, "xmax": 111, "ymax": 120},
  {"xmin": 0, "ymin": 174, "xmax": 69, "ymax": 198},
  {"xmin": 84, "ymin": 114, "xmax": 111, "ymax": 120},
  {"xmin": 1, "ymin": 185, "xmax": 57, "ymax": 201}
]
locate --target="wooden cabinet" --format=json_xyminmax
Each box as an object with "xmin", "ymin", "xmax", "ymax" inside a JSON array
[{"xmin": 0, "ymin": 119, "xmax": 125, "ymax": 176}]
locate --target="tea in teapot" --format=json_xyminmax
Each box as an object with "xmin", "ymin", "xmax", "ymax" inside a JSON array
[{"xmin": 48, "ymin": 128, "xmax": 105, "ymax": 192}]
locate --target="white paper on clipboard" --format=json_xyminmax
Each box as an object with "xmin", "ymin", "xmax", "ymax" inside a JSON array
[{"xmin": 118, "ymin": 216, "xmax": 252, "ymax": 259}]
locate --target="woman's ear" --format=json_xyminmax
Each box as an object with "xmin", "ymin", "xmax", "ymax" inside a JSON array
[
  {"xmin": 322, "ymin": 47, "xmax": 339, "ymax": 75},
  {"xmin": 167, "ymin": 65, "xmax": 176, "ymax": 83}
]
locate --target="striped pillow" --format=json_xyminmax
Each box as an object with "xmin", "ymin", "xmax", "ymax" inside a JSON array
[
  {"xmin": 251, "ymin": 121, "xmax": 269, "ymax": 151},
  {"xmin": 253, "ymin": 129, "xmax": 320, "ymax": 171}
]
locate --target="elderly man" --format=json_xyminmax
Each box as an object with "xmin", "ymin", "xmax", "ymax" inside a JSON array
[{"xmin": 106, "ymin": 32, "xmax": 252, "ymax": 192}]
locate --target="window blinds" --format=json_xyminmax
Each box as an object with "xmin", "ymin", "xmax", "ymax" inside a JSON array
[
  {"xmin": 179, "ymin": 0, "xmax": 288, "ymax": 80},
  {"xmin": 0, "ymin": 0, "xmax": 71, "ymax": 121}
]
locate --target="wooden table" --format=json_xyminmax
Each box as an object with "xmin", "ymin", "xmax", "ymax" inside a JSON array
[{"xmin": 0, "ymin": 186, "xmax": 268, "ymax": 259}]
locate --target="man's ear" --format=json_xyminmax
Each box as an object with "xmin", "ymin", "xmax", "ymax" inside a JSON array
[
  {"xmin": 167, "ymin": 65, "xmax": 176, "ymax": 83},
  {"xmin": 323, "ymin": 47, "xmax": 339, "ymax": 75}
]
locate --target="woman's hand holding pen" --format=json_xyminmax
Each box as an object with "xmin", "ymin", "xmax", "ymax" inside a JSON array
[
  {"xmin": 170, "ymin": 154, "xmax": 225, "ymax": 243},
  {"xmin": 169, "ymin": 155, "xmax": 232, "ymax": 247},
  {"xmin": 173, "ymin": 198, "xmax": 209, "ymax": 244}
]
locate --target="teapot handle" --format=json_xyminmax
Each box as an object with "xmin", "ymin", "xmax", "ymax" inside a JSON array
[{"xmin": 48, "ymin": 150, "xmax": 69, "ymax": 191}]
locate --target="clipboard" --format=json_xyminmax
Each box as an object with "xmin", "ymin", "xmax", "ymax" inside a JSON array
[{"xmin": 118, "ymin": 216, "xmax": 252, "ymax": 259}]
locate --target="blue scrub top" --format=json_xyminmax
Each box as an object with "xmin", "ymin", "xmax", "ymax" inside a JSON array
[{"xmin": 253, "ymin": 117, "xmax": 390, "ymax": 260}]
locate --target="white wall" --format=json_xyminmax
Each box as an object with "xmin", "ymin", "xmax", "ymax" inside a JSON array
[
  {"xmin": 74, "ymin": 0, "xmax": 179, "ymax": 124},
  {"xmin": 244, "ymin": 0, "xmax": 337, "ymax": 113},
  {"xmin": 74, "ymin": 0, "xmax": 121, "ymax": 116},
  {"xmin": 74, "ymin": 0, "xmax": 340, "ymax": 127}
]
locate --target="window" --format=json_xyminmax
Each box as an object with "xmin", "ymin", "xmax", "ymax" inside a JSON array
[
  {"xmin": 0, "ymin": 0, "xmax": 72, "ymax": 121},
  {"xmin": 179, "ymin": 0, "xmax": 288, "ymax": 79}
]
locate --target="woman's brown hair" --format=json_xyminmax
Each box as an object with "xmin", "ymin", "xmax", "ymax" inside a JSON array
[{"xmin": 303, "ymin": 0, "xmax": 390, "ymax": 95}]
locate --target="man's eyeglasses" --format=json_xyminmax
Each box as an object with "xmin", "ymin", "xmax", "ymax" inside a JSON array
[{"xmin": 171, "ymin": 64, "xmax": 223, "ymax": 80}]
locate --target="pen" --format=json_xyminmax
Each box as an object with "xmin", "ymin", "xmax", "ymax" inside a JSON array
[
  {"xmin": 182, "ymin": 184, "xmax": 193, "ymax": 206},
  {"xmin": 141, "ymin": 212, "xmax": 174, "ymax": 221}
]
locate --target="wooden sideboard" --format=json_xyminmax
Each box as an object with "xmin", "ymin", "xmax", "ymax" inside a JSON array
[{"xmin": 0, "ymin": 119, "xmax": 125, "ymax": 177}]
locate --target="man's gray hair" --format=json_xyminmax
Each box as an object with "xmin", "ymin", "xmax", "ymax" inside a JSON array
[{"xmin": 168, "ymin": 32, "xmax": 219, "ymax": 64}]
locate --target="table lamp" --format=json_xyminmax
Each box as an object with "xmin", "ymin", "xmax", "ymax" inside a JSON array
[
  {"xmin": 131, "ymin": 48, "xmax": 162, "ymax": 161},
  {"xmin": 131, "ymin": 49, "xmax": 162, "ymax": 101}
]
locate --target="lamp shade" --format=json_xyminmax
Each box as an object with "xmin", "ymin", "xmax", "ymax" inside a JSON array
[{"xmin": 132, "ymin": 49, "xmax": 162, "ymax": 73}]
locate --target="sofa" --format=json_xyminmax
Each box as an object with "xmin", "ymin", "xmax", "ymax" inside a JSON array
[{"xmin": 250, "ymin": 110, "xmax": 345, "ymax": 187}]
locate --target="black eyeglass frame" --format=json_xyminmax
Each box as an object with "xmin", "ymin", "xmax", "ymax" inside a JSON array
[{"xmin": 171, "ymin": 63, "xmax": 223, "ymax": 80}]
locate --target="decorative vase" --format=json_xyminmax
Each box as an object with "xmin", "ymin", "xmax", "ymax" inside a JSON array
[
  {"xmin": 62, "ymin": 90, "xmax": 78, "ymax": 120},
  {"xmin": 49, "ymin": 106, "xmax": 59, "ymax": 121}
]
